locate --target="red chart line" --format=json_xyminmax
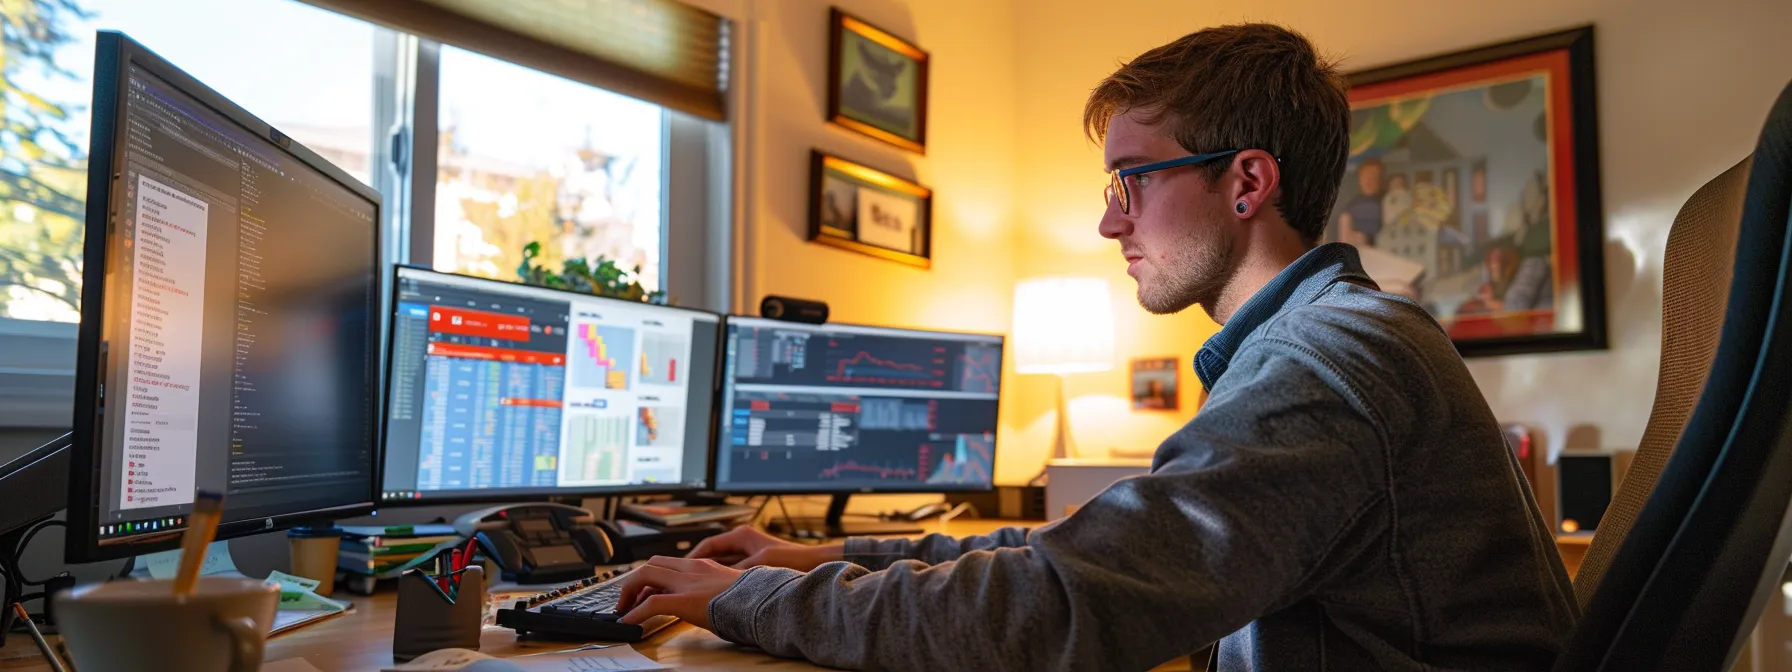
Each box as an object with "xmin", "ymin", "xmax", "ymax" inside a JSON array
[{"xmin": 833, "ymin": 351, "xmax": 926, "ymax": 379}]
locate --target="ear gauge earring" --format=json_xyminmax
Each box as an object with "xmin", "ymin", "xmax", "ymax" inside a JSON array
[{"xmin": 1235, "ymin": 201, "xmax": 1248, "ymax": 214}]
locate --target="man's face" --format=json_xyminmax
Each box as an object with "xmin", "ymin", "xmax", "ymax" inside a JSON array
[{"xmin": 1097, "ymin": 111, "xmax": 1239, "ymax": 315}]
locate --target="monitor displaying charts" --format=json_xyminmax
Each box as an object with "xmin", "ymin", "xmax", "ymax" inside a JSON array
[
  {"xmin": 713, "ymin": 317, "xmax": 1003, "ymax": 493},
  {"xmin": 380, "ymin": 267, "xmax": 721, "ymax": 502}
]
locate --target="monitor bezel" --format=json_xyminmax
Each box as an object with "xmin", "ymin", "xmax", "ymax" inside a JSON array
[
  {"xmin": 66, "ymin": 31, "xmax": 384, "ymax": 563},
  {"xmin": 709, "ymin": 316, "xmax": 1006, "ymax": 496},
  {"xmin": 375, "ymin": 265, "xmax": 725, "ymax": 507}
]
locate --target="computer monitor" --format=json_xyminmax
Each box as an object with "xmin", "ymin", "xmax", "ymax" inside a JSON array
[
  {"xmin": 713, "ymin": 317, "xmax": 1002, "ymax": 533},
  {"xmin": 66, "ymin": 32, "xmax": 382, "ymax": 563},
  {"xmin": 378, "ymin": 267, "xmax": 723, "ymax": 504}
]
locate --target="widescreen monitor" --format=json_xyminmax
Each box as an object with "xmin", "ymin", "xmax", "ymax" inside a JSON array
[
  {"xmin": 67, "ymin": 32, "xmax": 382, "ymax": 562},
  {"xmin": 713, "ymin": 317, "xmax": 1003, "ymax": 495},
  {"xmin": 378, "ymin": 267, "xmax": 722, "ymax": 503}
]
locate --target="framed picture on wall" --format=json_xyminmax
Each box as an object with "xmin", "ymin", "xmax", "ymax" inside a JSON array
[
  {"xmin": 1326, "ymin": 26, "xmax": 1606, "ymax": 357},
  {"xmin": 808, "ymin": 150, "xmax": 932, "ymax": 268},
  {"xmin": 1130, "ymin": 357, "xmax": 1180, "ymax": 411},
  {"xmin": 828, "ymin": 7, "xmax": 929, "ymax": 154}
]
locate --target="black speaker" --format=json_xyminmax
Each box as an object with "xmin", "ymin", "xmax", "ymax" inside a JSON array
[
  {"xmin": 760, "ymin": 295, "xmax": 829, "ymax": 324},
  {"xmin": 946, "ymin": 485, "xmax": 1047, "ymax": 520}
]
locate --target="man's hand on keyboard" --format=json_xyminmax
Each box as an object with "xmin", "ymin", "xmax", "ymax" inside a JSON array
[
  {"xmin": 616, "ymin": 556, "xmax": 742, "ymax": 630},
  {"xmin": 686, "ymin": 525, "xmax": 843, "ymax": 571}
]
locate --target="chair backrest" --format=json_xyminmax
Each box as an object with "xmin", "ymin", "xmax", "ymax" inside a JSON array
[
  {"xmin": 1554, "ymin": 78, "xmax": 1792, "ymax": 672},
  {"xmin": 1572, "ymin": 157, "xmax": 1751, "ymax": 606}
]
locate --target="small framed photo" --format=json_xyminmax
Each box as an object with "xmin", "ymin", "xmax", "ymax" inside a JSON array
[
  {"xmin": 808, "ymin": 150, "xmax": 932, "ymax": 268},
  {"xmin": 828, "ymin": 7, "xmax": 929, "ymax": 154},
  {"xmin": 1130, "ymin": 357, "xmax": 1180, "ymax": 411}
]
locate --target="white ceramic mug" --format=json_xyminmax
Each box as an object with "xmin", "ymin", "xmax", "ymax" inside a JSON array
[{"xmin": 55, "ymin": 577, "xmax": 278, "ymax": 672}]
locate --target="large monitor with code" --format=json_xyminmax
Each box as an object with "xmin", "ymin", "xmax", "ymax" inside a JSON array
[
  {"xmin": 713, "ymin": 317, "xmax": 1003, "ymax": 495},
  {"xmin": 379, "ymin": 267, "xmax": 722, "ymax": 503},
  {"xmin": 67, "ymin": 32, "xmax": 382, "ymax": 562}
]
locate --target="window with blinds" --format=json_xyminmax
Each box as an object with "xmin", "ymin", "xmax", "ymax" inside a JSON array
[{"xmin": 305, "ymin": 0, "xmax": 729, "ymax": 120}]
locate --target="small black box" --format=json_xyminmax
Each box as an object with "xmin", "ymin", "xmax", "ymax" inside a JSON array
[
  {"xmin": 946, "ymin": 485, "xmax": 1046, "ymax": 520},
  {"xmin": 608, "ymin": 520, "xmax": 728, "ymax": 562}
]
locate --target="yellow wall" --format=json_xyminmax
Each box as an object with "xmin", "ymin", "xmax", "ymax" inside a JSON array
[
  {"xmin": 718, "ymin": 0, "xmax": 1038, "ymax": 485},
  {"xmin": 1011, "ymin": 0, "xmax": 1792, "ymax": 459},
  {"xmin": 698, "ymin": 0, "xmax": 1792, "ymax": 488}
]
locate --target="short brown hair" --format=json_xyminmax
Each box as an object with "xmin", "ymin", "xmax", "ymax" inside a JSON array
[{"xmin": 1084, "ymin": 23, "xmax": 1350, "ymax": 243}]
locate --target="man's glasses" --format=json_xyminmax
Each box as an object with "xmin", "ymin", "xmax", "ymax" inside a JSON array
[{"xmin": 1104, "ymin": 150, "xmax": 1241, "ymax": 215}]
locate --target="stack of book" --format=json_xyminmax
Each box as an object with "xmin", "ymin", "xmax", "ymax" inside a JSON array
[{"xmin": 336, "ymin": 524, "xmax": 463, "ymax": 595}]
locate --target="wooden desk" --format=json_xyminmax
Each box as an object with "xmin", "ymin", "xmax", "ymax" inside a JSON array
[
  {"xmin": 0, "ymin": 519, "xmax": 1077, "ymax": 672},
  {"xmin": 1, "ymin": 519, "xmax": 1592, "ymax": 671}
]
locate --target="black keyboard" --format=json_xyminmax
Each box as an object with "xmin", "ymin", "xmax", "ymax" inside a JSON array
[{"xmin": 494, "ymin": 565, "xmax": 677, "ymax": 642}]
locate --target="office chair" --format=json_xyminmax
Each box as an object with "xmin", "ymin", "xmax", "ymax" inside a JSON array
[{"xmin": 1552, "ymin": 78, "xmax": 1792, "ymax": 671}]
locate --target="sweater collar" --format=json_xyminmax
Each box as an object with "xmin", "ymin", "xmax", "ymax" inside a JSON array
[{"xmin": 1192, "ymin": 243, "xmax": 1374, "ymax": 390}]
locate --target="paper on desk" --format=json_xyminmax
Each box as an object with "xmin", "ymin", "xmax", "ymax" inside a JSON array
[
  {"xmin": 382, "ymin": 646, "xmax": 671, "ymax": 671},
  {"xmin": 265, "ymin": 569, "xmax": 349, "ymax": 613},
  {"xmin": 143, "ymin": 540, "xmax": 238, "ymax": 579},
  {"xmin": 265, "ymin": 569, "xmax": 321, "ymax": 593}
]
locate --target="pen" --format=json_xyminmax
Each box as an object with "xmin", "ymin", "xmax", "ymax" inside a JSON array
[
  {"xmin": 12, "ymin": 603, "xmax": 69, "ymax": 672},
  {"xmin": 173, "ymin": 490, "xmax": 224, "ymax": 596},
  {"xmin": 455, "ymin": 536, "xmax": 477, "ymax": 572}
]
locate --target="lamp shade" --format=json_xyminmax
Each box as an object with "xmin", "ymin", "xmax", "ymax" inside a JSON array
[{"xmin": 1012, "ymin": 277, "xmax": 1115, "ymax": 375}]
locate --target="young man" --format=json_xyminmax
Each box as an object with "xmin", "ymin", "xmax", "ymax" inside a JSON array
[{"xmin": 616, "ymin": 23, "xmax": 1578, "ymax": 670}]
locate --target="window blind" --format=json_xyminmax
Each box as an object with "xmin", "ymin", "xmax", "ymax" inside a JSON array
[{"xmin": 304, "ymin": 0, "xmax": 728, "ymax": 120}]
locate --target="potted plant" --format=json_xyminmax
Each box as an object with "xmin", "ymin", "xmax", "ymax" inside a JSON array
[{"xmin": 515, "ymin": 241, "xmax": 668, "ymax": 305}]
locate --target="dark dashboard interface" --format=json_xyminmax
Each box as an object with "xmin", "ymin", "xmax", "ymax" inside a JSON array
[{"xmin": 715, "ymin": 317, "xmax": 1003, "ymax": 493}]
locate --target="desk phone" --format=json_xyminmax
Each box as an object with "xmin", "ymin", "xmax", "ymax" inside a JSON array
[{"xmin": 453, "ymin": 503, "xmax": 619, "ymax": 584}]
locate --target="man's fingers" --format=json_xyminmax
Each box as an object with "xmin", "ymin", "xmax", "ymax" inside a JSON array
[
  {"xmin": 646, "ymin": 554, "xmax": 721, "ymax": 571},
  {"xmin": 730, "ymin": 551, "xmax": 766, "ymax": 570},
  {"xmin": 687, "ymin": 527, "xmax": 755, "ymax": 559},
  {"xmin": 620, "ymin": 585, "xmax": 661, "ymax": 614},
  {"xmin": 686, "ymin": 536, "xmax": 733, "ymax": 559},
  {"xmin": 614, "ymin": 564, "xmax": 682, "ymax": 613},
  {"xmin": 620, "ymin": 593, "xmax": 682, "ymax": 626}
]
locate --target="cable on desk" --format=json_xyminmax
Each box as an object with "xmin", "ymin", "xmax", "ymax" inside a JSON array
[{"xmin": 11, "ymin": 520, "xmax": 64, "ymax": 586}]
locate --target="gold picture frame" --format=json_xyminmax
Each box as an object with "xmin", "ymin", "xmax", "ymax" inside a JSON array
[
  {"xmin": 827, "ymin": 8, "xmax": 929, "ymax": 154},
  {"xmin": 808, "ymin": 151, "xmax": 932, "ymax": 268}
]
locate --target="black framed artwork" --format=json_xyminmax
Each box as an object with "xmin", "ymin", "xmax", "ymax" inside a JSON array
[
  {"xmin": 827, "ymin": 7, "xmax": 929, "ymax": 154},
  {"xmin": 1327, "ymin": 26, "xmax": 1606, "ymax": 357},
  {"xmin": 808, "ymin": 150, "xmax": 932, "ymax": 268}
]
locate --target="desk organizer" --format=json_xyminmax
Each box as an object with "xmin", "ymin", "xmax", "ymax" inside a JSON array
[{"xmin": 392, "ymin": 565, "xmax": 485, "ymax": 661}]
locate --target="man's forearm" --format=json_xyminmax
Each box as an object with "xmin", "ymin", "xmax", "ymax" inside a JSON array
[
  {"xmin": 709, "ymin": 549, "xmax": 1093, "ymax": 671},
  {"xmin": 842, "ymin": 526, "xmax": 1032, "ymax": 570}
]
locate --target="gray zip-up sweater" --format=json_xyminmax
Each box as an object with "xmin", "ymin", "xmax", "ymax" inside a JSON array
[{"xmin": 707, "ymin": 243, "xmax": 1579, "ymax": 671}]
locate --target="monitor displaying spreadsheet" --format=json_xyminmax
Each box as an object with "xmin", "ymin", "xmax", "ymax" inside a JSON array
[{"xmin": 379, "ymin": 267, "xmax": 721, "ymax": 503}]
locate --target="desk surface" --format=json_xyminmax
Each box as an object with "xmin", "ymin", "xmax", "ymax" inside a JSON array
[
  {"xmin": 2, "ymin": 518, "xmax": 1591, "ymax": 671},
  {"xmin": 0, "ymin": 518, "xmax": 1098, "ymax": 672}
]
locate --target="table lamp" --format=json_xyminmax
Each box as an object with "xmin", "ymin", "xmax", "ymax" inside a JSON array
[{"xmin": 1012, "ymin": 277, "xmax": 1115, "ymax": 485}]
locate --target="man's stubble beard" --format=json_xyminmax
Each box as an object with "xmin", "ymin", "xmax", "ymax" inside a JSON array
[{"xmin": 1137, "ymin": 223, "xmax": 1236, "ymax": 316}]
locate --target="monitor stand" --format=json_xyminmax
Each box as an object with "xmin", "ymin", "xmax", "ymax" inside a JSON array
[{"xmin": 780, "ymin": 494, "xmax": 924, "ymax": 538}]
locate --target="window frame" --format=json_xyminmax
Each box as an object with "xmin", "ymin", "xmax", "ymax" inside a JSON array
[{"xmin": 0, "ymin": 9, "xmax": 732, "ymax": 428}]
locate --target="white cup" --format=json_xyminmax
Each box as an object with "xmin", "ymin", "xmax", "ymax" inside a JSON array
[{"xmin": 55, "ymin": 577, "xmax": 278, "ymax": 672}]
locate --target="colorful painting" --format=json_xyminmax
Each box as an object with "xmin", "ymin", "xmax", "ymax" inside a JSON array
[
  {"xmin": 808, "ymin": 151, "xmax": 932, "ymax": 268},
  {"xmin": 828, "ymin": 8, "xmax": 929, "ymax": 153},
  {"xmin": 1328, "ymin": 27, "xmax": 1605, "ymax": 357}
]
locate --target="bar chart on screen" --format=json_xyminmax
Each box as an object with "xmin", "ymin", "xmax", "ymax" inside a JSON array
[
  {"xmin": 572, "ymin": 324, "xmax": 634, "ymax": 391},
  {"xmin": 639, "ymin": 333, "xmax": 685, "ymax": 386}
]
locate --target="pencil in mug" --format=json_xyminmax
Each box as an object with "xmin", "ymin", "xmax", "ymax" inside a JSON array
[{"xmin": 173, "ymin": 490, "xmax": 225, "ymax": 596}]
